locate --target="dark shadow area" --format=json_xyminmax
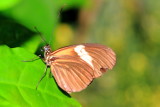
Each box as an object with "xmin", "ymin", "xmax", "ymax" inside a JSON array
[
  {"xmin": 0, "ymin": 14, "xmax": 35, "ymax": 48},
  {"xmin": 60, "ymin": 8, "xmax": 79, "ymax": 25}
]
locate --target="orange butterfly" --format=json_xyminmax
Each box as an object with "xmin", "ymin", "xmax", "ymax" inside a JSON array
[{"xmin": 41, "ymin": 43, "xmax": 116, "ymax": 93}]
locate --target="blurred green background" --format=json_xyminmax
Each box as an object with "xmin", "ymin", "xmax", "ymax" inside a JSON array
[{"xmin": 0, "ymin": 0, "xmax": 160, "ymax": 107}]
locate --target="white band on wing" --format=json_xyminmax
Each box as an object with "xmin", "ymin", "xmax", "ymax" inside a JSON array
[{"xmin": 74, "ymin": 45, "xmax": 94, "ymax": 68}]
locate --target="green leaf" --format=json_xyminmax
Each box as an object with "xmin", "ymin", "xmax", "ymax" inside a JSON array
[
  {"xmin": 2, "ymin": 0, "xmax": 57, "ymax": 42},
  {"xmin": 0, "ymin": 0, "xmax": 21, "ymax": 10},
  {"xmin": 0, "ymin": 45, "xmax": 81, "ymax": 107},
  {"xmin": 20, "ymin": 35, "xmax": 41, "ymax": 53}
]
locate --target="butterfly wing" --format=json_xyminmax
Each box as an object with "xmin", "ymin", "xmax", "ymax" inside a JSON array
[
  {"xmin": 81, "ymin": 44, "xmax": 116, "ymax": 78},
  {"xmin": 50, "ymin": 56, "xmax": 94, "ymax": 93},
  {"xmin": 51, "ymin": 43, "xmax": 116, "ymax": 78}
]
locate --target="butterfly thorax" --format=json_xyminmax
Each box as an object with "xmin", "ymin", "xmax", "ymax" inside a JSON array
[{"xmin": 43, "ymin": 45, "xmax": 54, "ymax": 65}]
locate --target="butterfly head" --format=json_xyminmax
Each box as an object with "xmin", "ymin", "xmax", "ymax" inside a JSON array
[{"xmin": 43, "ymin": 44, "xmax": 52, "ymax": 57}]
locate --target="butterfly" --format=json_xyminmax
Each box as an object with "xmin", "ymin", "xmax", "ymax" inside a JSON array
[{"xmin": 41, "ymin": 43, "xmax": 116, "ymax": 93}]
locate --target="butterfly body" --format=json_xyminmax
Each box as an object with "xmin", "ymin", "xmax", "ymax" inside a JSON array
[{"xmin": 42, "ymin": 43, "xmax": 116, "ymax": 93}]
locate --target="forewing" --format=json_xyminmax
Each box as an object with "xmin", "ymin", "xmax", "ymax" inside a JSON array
[
  {"xmin": 51, "ymin": 44, "xmax": 116, "ymax": 78},
  {"xmin": 83, "ymin": 44, "xmax": 116, "ymax": 78},
  {"xmin": 50, "ymin": 57, "xmax": 94, "ymax": 93}
]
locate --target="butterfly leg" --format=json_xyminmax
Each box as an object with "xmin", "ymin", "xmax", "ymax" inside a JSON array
[
  {"xmin": 22, "ymin": 55, "xmax": 42, "ymax": 62},
  {"xmin": 36, "ymin": 65, "xmax": 48, "ymax": 90},
  {"xmin": 49, "ymin": 70, "xmax": 53, "ymax": 78}
]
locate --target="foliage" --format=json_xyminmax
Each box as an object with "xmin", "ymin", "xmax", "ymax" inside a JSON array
[
  {"xmin": 0, "ymin": 0, "xmax": 86, "ymax": 106},
  {"xmin": 0, "ymin": 45, "xmax": 80, "ymax": 106}
]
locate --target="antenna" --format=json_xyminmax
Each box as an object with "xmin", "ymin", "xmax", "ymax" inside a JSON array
[
  {"xmin": 34, "ymin": 27, "xmax": 48, "ymax": 45},
  {"xmin": 57, "ymin": 4, "xmax": 67, "ymax": 18},
  {"xmin": 48, "ymin": 4, "xmax": 67, "ymax": 45}
]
